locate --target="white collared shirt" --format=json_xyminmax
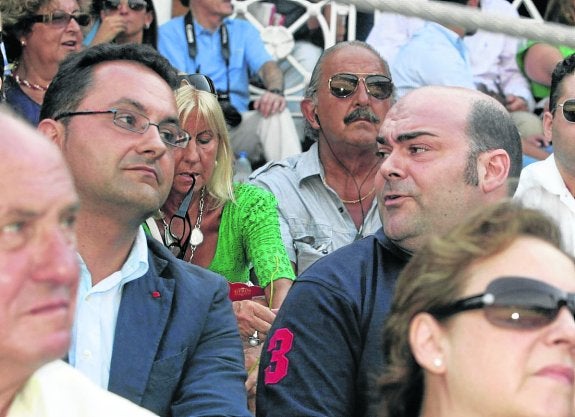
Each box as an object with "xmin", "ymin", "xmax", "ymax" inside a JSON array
[
  {"xmin": 514, "ymin": 154, "xmax": 575, "ymax": 256},
  {"xmin": 68, "ymin": 227, "xmax": 149, "ymax": 389}
]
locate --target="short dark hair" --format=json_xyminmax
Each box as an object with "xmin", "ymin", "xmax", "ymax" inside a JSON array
[
  {"xmin": 40, "ymin": 43, "xmax": 178, "ymax": 121},
  {"xmin": 549, "ymin": 53, "xmax": 575, "ymax": 115},
  {"xmin": 464, "ymin": 99, "xmax": 523, "ymax": 187}
]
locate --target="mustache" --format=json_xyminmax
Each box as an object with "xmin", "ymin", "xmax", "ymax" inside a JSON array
[{"xmin": 344, "ymin": 108, "xmax": 380, "ymax": 125}]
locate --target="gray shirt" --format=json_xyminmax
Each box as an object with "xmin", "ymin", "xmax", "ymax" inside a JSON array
[{"xmin": 250, "ymin": 143, "xmax": 381, "ymax": 274}]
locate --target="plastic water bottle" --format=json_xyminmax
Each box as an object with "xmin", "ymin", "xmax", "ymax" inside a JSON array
[{"xmin": 233, "ymin": 151, "xmax": 253, "ymax": 183}]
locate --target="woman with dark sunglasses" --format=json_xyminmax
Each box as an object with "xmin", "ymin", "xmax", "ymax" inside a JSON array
[
  {"xmin": 84, "ymin": 0, "xmax": 157, "ymax": 48},
  {"xmin": 0, "ymin": 0, "xmax": 90, "ymax": 125},
  {"xmin": 144, "ymin": 82, "xmax": 296, "ymax": 412},
  {"xmin": 378, "ymin": 201, "xmax": 575, "ymax": 417}
]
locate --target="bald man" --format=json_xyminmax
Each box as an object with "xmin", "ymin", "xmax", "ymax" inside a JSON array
[
  {"xmin": 256, "ymin": 86, "xmax": 523, "ymax": 417},
  {"xmin": 0, "ymin": 109, "xmax": 156, "ymax": 416}
]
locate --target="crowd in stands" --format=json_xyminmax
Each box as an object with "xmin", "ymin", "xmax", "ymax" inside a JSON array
[{"xmin": 0, "ymin": 0, "xmax": 574, "ymax": 416}]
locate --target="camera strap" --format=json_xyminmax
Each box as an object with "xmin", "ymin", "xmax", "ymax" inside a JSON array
[{"xmin": 184, "ymin": 11, "xmax": 231, "ymax": 93}]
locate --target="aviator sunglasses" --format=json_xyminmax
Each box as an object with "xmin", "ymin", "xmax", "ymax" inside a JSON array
[
  {"xmin": 428, "ymin": 276, "xmax": 575, "ymax": 330},
  {"xmin": 102, "ymin": 0, "xmax": 148, "ymax": 12},
  {"xmin": 31, "ymin": 10, "xmax": 91, "ymax": 27},
  {"xmin": 328, "ymin": 73, "xmax": 393, "ymax": 100},
  {"xmin": 556, "ymin": 99, "xmax": 575, "ymax": 123}
]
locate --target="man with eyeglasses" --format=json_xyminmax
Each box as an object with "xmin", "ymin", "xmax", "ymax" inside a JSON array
[
  {"xmin": 514, "ymin": 53, "xmax": 575, "ymax": 257},
  {"xmin": 158, "ymin": 0, "xmax": 302, "ymax": 164},
  {"xmin": 256, "ymin": 85, "xmax": 522, "ymax": 416},
  {"xmin": 250, "ymin": 41, "xmax": 392, "ymax": 275},
  {"xmin": 37, "ymin": 43, "xmax": 251, "ymax": 417}
]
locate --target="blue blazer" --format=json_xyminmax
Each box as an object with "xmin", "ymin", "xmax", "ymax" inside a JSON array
[{"xmin": 107, "ymin": 238, "xmax": 251, "ymax": 417}]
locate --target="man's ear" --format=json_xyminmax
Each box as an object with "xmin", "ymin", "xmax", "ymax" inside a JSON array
[
  {"xmin": 542, "ymin": 110, "xmax": 554, "ymax": 140},
  {"xmin": 301, "ymin": 98, "xmax": 320, "ymax": 130},
  {"xmin": 409, "ymin": 313, "xmax": 448, "ymax": 374},
  {"xmin": 477, "ymin": 149, "xmax": 510, "ymax": 194},
  {"xmin": 38, "ymin": 119, "xmax": 65, "ymax": 149}
]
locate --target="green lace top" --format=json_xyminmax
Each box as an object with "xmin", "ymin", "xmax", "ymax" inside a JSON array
[
  {"xmin": 145, "ymin": 183, "xmax": 296, "ymax": 288},
  {"xmin": 207, "ymin": 182, "xmax": 295, "ymax": 287}
]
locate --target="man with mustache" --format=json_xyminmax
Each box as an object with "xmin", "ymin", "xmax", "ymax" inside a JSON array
[
  {"xmin": 250, "ymin": 41, "xmax": 392, "ymax": 274},
  {"xmin": 256, "ymin": 86, "xmax": 522, "ymax": 416}
]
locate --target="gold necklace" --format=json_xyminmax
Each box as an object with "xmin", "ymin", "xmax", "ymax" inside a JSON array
[
  {"xmin": 322, "ymin": 176, "xmax": 376, "ymax": 205},
  {"xmin": 340, "ymin": 186, "xmax": 376, "ymax": 204}
]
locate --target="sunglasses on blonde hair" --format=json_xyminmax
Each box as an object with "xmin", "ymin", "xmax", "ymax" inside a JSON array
[{"xmin": 177, "ymin": 73, "xmax": 216, "ymax": 95}]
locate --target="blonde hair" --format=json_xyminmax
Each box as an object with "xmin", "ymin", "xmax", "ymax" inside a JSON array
[{"xmin": 175, "ymin": 84, "xmax": 235, "ymax": 208}]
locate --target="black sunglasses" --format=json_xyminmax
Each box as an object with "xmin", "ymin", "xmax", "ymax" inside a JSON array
[
  {"xmin": 428, "ymin": 277, "xmax": 575, "ymax": 330},
  {"xmin": 177, "ymin": 73, "xmax": 216, "ymax": 95},
  {"xmin": 102, "ymin": 0, "xmax": 147, "ymax": 12},
  {"xmin": 31, "ymin": 11, "xmax": 91, "ymax": 27},
  {"xmin": 556, "ymin": 99, "xmax": 575, "ymax": 123},
  {"xmin": 328, "ymin": 73, "xmax": 393, "ymax": 100}
]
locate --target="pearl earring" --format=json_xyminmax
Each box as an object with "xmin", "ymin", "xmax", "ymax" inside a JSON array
[
  {"xmin": 21, "ymin": 40, "xmax": 27, "ymax": 47},
  {"xmin": 433, "ymin": 358, "xmax": 442, "ymax": 368}
]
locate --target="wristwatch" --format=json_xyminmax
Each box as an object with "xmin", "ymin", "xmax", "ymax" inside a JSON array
[{"xmin": 267, "ymin": 88, "xmax": 284, "ymax": 96}]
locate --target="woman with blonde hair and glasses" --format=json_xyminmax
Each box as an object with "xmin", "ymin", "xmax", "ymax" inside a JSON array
[
  {"xmin": 145, "ymin": 77, "xmax": 296, "ymax": 410},
  {"xmin": 0, "ymin": 0, "xmax": 90, "ymax": 125},
  {"xmin": 378, "ymin": 201, "xmax": 575, "ymax": 417}
]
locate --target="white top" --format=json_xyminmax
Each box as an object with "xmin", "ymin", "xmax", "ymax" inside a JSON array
[
  {"xmin": 366, "ymin": 0, "xmax": 535, "ymax": 109},
  {"xmin": 68, "ymin": 227, "xmax": 149, "ymax": 389},
  {"xmin": 514, "ymin": 154, "xmax": 575, "ymax": 256},
  {"xmin": 7, "ymin": 361, "xmax": 157, "ymax": 416}
]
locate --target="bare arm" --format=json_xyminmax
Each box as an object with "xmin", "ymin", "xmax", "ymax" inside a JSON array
[
  {"xmin": 89, "ymin": 15, "xmax": 128, "ymax": 45},
  {"xmin": 264, "ymin": 277, "xmax": 293, "ymax": 310},
  {"xmin": 524, "ymin": 43, "xmax": 564, "ymax": 87},
  {"xmin": 253, "ymin": 61, "xmax": 286, "ymax": 117}
]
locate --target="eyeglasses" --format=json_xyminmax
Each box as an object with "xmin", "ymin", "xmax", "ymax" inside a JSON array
[
  {"xmin": 31, "ymin": 11, "xmax": 91, "ymax": 28},
  {"xmin": 164, "ymin": 176, "xmax": 197, "ymax": 259},
  {"xmin": 556, "ymin": 99, "xmax": 575, "ymax": 123},
  {"xmin": 428, "ymin": 277, "xmax": 575, "ymax": 330},
  {"xmin": 54, "ymin": 108, "xmax": 191, "ymax": 148},
  {"xmin": 328, "ymin": 73, "xmax": 393, "ymax": 100},
  {"xmin": 102, "ymin": 0, "xmax": 148, "ymax": 12},
  {"xmin": 177, "ymin": 73, "xmax": 217, "ymax": 95}
]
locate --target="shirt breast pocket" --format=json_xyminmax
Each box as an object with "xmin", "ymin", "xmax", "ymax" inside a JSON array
[{"xmin": 288, "ymin": 219, "xmax": 333, "ymax": 271}]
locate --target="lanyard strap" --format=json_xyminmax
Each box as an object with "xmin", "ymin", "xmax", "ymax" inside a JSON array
[
  {"xmin": 184, "ymin": 11, "xmax": 230, "ymax": 66},
  {"xmin": 184, "ymin": 11, "xmax": 231, "ymax": 94}
]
